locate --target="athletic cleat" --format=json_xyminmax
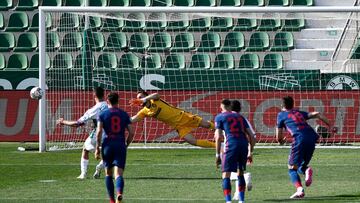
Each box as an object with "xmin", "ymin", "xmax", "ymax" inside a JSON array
[
  {"xmin": 77, "ymin": 173, "xmax": 86, "ymax": 180},
  {"xmin": 244, "ymin": 172, "xmax": 252, "ymax": 191},
  {"xmin": 93, "ymin": 170, "xmax": 101, "ymax": 179},
  {"xmin": 305, "ymin": 167, "xmax": 313, "ymax": 187},
  {"xmin": 290, "ymin": 188, "xmax": 305, "ymax": 199},
  {"xmin": 116, "ymin": 193, "xmax": 123, "ymax": 203}
]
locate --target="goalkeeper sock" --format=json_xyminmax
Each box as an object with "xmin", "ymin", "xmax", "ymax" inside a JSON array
[
  {"xmin": 289, "ymin": 169, "xmax": 302, "ymax": 188},
  {"xmin": 195, "ymin": 139, "xmax": 216, "ymax": 148},
  {"xmin": 115, "ymin": 176, "xmax": 124, "ymax": 195},
  {"xmin": 209, "ymin": 121, "xmax": 215, "ymax": 130},
  {"xmin": 238, "ymin": 175, "xmax": 246, "ymax": 201},
  {"xmin": 105, "ymin": 175, "xmax": 115, "ymax": 201},
  {"xmin": 222, "ymin": 178, "xmax": 232, "ymax": 202},
  {"xmin": 80, "ymin": 158, "xmax": 89, "ymax": 175}
]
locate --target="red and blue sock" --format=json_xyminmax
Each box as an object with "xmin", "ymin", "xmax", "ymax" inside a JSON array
[
  {"xmin": 222, "ymin": 178, "xmax": 231, "ymax": 202},
  {"xmin": 238, "ymin": 175, "xmax": 246, "ymax": 201},
  {"xmin": 289, "ymin": 169, "xmax": 302, "ymax": 188},
  {"xmin": 105, "ymin": 175, "xmax": 115, "ymax": 201},
  {"xmin": 115, "ymin": 176, "xmax": 124, "ymax": 195}
]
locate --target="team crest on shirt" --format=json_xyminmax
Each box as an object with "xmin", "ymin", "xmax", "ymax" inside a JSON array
[{"xmin": 326, "ymin": 75, "xmax": 359, "ymax": 90}]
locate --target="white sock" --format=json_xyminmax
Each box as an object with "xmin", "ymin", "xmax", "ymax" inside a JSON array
[
  {"xmin": 96, "ymin": 160, "xmax": 104, "ymax": 171},
  {"xmin": 81, "ymin": 158, "xmax": 89, "ymax": 175}
]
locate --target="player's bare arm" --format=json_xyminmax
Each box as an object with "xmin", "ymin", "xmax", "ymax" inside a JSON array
[
  {"xmin": 56, "ymin": 118, "xmax": 83, "ymax": 127},
  {"xmin": 308, "ymin": 112, "xmax": 330, "ymax": 126},
  {"xmin": 276, "ymin": 127, "xmax": 286, "ymax": 145},
  {"xmin": 245, "ymin": 128, "xmax": 256, "ymax": 163},
  {"xmin": 130, "ymin": 114, "xmax": 143, "ymax": 123},
  {"xmin": 130, "ymin": 93, "xmax": 160, "ymax": 106},
  {"xmin": 126, "ymin": 124, "xmax": 135, "ymax": 147},
  {"xmin": 214, "ymin": 129, "xmax": 223, "ymax": 168},
  {"xmin": 95, "ymin": 121, "xmax": 103, "ymax": 160}
]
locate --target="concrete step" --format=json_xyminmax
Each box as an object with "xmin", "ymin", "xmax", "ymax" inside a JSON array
[
  {"xmin": 295, "ymin": 39, "xmax": 338, "ymax": 49},
  {"xmin": 290, "ymin": 49, "xmax": 334, "ymax": 61},
  {"xmin": 314, "ymin": 0, "xmax": 356, "ymax": 6},
  {"xmin": 295, "ymin": 28, "xmax": 343, "ymax": 39},
  {"xmin": 305, "ymin": 19, "xmax": 347, "ymax": 29},
  {"xmin": 286, "ymin": 60, "xmax": 343, "ymax": 70}
]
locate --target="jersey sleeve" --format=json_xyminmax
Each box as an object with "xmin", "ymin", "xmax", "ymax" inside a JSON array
[
  {"xmin": 277, "ymin": 112, "xmax": 285, "ymax": 128},
  {"xmin": 135, "ymin": 108, "xmax": 147, "ymax": 120},
  {"xmin": 214, "ymin": 114, "xmax": 224, "ymax": 130},
  {"xmin": 124, "ymin": 112, "xmax": 131, "ymax": 126},
  {"xmin": 77, "ymin": 106, "xmax": 100, "ymax": 124},
  {"xmin": 299, "ymin": 111, "xmax": 310, "ymax": 120}
]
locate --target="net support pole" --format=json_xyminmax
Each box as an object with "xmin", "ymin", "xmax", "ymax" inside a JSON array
[{"xmin": 39, "ymin": 9, "xmax": 46, "ymax": 152}]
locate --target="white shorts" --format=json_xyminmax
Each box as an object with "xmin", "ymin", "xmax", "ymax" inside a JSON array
[{"xmin": 83, "ymin": 130, "xmax": 97, "ymax": 152}]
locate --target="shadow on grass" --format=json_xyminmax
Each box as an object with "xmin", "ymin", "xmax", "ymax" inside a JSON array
[
  {"xmin": 127, "ymin": 176, "xmax": 218, "ymax": 180},
  {"xmin": 264, "ymin": 193, "xmax": 360, "ymax": 202}
]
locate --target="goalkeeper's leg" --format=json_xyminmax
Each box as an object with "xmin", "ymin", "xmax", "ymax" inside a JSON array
[{"xmin": 183, "ymin": 134, "xmax": 215, "ymax": 148}]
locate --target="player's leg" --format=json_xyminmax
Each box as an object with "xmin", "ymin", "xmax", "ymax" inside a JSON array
[
  {"xmin": 222, "ymin": 149, "xmax": 237, "ymax": 203},
  {"xmin": 236, "ymin": 147, "xmax": 248, "ymax": 203},
  {"xmin": 93, "ymin": 159, "xmax": 104, "ymax": 179},
  {"xmin": 102, "ymin": 145, "xmax": 116, "ymax": 203},
  {"xmin": 78, "ymin": 135, "xmax": 96, "ymax": 179},
  {"xmin": 113, "ymin": 146, "xmax": 127, "ymax": 203},
  {"xmin": 302, "ymin": 143, "xmax": 316, "ymax": 187},
  {"xmin": 183, "ymin": 133, "xmax": 215, "ymax": 148},
  {"xmin": 222, "ymin": 172, "xmax": 232, "ymax": 203},
  {"xmin": 199, "ymin": 119, "xmax": 215, "ymax": 130},
  {"xmin": 288, "ymin": 143, "xmax": 305, "ymax": 199}
]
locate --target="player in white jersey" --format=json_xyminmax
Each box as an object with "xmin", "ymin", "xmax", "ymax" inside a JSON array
[{"xmin": 57, "ymin": 87, "xmax": 108, "ymax": 179}]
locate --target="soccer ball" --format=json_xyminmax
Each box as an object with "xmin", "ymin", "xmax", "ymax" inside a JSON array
[
  {"xmin": 315, "ymin": 125, "xmax": 330, "ymax": 138},
  {"xmin": 30, "ymin": 87, "xmax": 43, "ymax": 100}
]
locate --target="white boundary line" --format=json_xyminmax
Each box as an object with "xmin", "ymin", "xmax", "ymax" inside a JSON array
[
  {"xmin": 0, "ymin": 163, "xmax": 358, "ymax": 166},
  {"xmin": 0, "ymin": 197, "xmax": 223, "ymax": 201}
]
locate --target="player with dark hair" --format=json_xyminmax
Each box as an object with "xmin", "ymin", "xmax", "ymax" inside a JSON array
[
  {"xmin": 215, "ymin": 99, "xmax": 256, "ymax": 203},
  {"xmin": 95, "ymin": 92, "xmax": 134, "ymax": 203},
  {"xmin": 276, "ymin": 96, "xmax": 333, "ymax": 199},
  {"xmin": 130, "ymin": 90, "xmax": 216, "ymax": 148},
  {"xmin": 57, "ymin": 87, "xmax": 107, "ymax": 179}
]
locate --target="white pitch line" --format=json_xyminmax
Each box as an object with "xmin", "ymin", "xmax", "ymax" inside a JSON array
[{"xmin": 0, "ymin": 197, "xmax": 222, "ymax": 201}]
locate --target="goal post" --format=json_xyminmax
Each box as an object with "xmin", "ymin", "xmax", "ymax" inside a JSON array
[{"xmin": 39, "ymin": 6, "xmax": 360, "ymax": 152}]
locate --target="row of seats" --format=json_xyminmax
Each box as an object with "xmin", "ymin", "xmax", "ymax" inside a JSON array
[
  {"xmin": 0, "ymin": 0, "xmax": 314, "ymax": 11},
  {"xmin": 0, "ymin": 52, "xmax": 283, "ymax": 70}
]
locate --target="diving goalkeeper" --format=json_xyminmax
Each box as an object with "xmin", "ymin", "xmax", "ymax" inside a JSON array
[{"xmin": 130, "ymin": 90, "xmax": 216, "ymax": 148}]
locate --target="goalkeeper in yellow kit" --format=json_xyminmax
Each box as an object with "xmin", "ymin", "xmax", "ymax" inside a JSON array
[{"xmin": 130, "ymin": 90, "xmax": 216, "ymax": 148}]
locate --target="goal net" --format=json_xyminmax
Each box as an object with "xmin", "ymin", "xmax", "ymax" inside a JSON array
[{"xmin": 39, "ymin": 6, "xmax": 360, "ymax": 151}]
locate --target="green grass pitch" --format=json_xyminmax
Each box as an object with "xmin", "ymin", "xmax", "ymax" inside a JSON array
[{"xmin": 0, "ymin": 143, "xmax": 359, "ymax": 203}]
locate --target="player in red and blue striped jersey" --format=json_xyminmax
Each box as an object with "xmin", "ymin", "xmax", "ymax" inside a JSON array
[
  {"xmin": 276, "ymin": 96, "xmax": 331, "ymax": 199},
  {"xmin": 215, "ymin": 99, "xmax": 256, "ymax": 203},
  {"xmin": 95, "ymin": 92, "xmax": 134, "ymax": 203}
]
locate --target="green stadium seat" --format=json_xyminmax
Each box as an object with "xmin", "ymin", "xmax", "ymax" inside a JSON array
[
  {"xmin": 104, "ymin": 32, "xmax": 127, "ymax": 51},
  {"xmin": 173, "ymin": 0, "xmax": 194, "ymax": 6},
  {"xmin": 101, "ymin": 14, "xmax": 124, "ymax": 32},
  {"xmin": 46, "ymin": 32, "xmax": 60, "ymax": 51},
  {"xmin": 166, "ymin": 14, "xmax": 190, "ymax": 31},
  {"xmin": 97, "ymin": 53, "xmax": 117, "ymax": 69},
  {"xmin": 194, "ymin": 0, "xmax": 216, "ymax": 6},
  {"xmin": 270, "ymin": 32, "xmax": 294, "ymax": 51},
  {"xmin": 73, "ymin": 54, "xmax": 95, "ymax": 69},
  {"xmin": 351, "ymin": 42, "xmax": 360, "ymax": 59},
  {"xmin": 41, "ymin": 0, "xmax": 62, "ymax": 6},
  {"xmin": 129, "ymin": 33, "xmax": 149, "ymax": 52},
  {"xmin": 60, "ymin": 32, "xmax": 82, "ymax": 52},
  {"xmin": 0, "ymin": 0, "xmax": 13, "ymax": 11},
  {"xmin": 7, "ymin": 53, "xmax": 28, "ymax": 70},
  {"xmin": 130, "ymin": 0, "xmax": 151, "ymax": 6},
  {"xmin": 29, "ymin": 54, "xmax": 51, "ymax": 70},
  {"xmin": 257, "ymin": 18, "xmax": 282, "ymax": 31},
  {"xmin": 140, "ymin": 54, "xmax": 162, "ymax": 69},
  {"xmin": 282, "ymin": 18, "xmax": 305, "ymax": 31},
  {"xmin": 64, "ymin": 0, "xmax": 85, "ymax": 6},
  {"xmin": 171, "ymin": 33, "xmax": 195, "ymax": 52},
  {"xmin": 14, "ymin": 32, "xmax": 38, "ymax": 52},
  {"xmin": 189, "ymin": 54, "xmax": 211, "ymax": 69},
  {"xmin": 108, "ymin": 0, "xmax": 129, "ymax": 6},
  {"xmin": 148, "ymin": 32, "xmax": 172, "ymax": 52},
  {"xmin": 268, "ymin": 0, "xmax": 289, "ymax": 6},
  {"xmin": 188, "ymin": 17, "xmax": 211, "ymax": 31},
  {"xmin": 219, "ymin": 0, "xmax": 241, "ymax": 6},
  {"xmin": 197, "ymin": 32, "xmax": 221, "ymax": 52},
  {"xmin": 144, "ymin": 13, "xmax": 167, "ymax": 32},
  {"xmin": 152, "ymin": 0, "xmax": 172, "ymax": 6},
  {"xmin": 122, "ymin": 13, "xmax": 145, "ymax": 32},
  {"xmin": 0, "ymin": 13, "xmax": 4, "ymax": 30},
  {"xmin": 233, "ymin": 18, "xmax": 257, "ymax": 31},
  {"xmin": 221, "ymin": 32, "xmax": 244, "ymax": 52},
  {"xmin": 243, "ymin": 0, "xmax": 264, "ymax": 6},
  {"xmin": 29, "ymin": 13, "xmax": 52, "ymax": 31},
  {"xmin": 262, "ymin": 53, "xmax": 283, "ymax": 69},
  {"xmin": 213, "ymin": 53, "xmax": 234, "ymax": 69},
  {"xmin": 292, "ymin": 0, "xmax": 313, "ymax": 6},
  {"xmin": 58, "ymin": 13, "xmax": 80, "ymax": 31},
  {"xmin": 0, "ymin": 54, "xmax": 5, "ymax": 70},
  {"xmin": 210, "ymin": 17, "xmax": 233, "ymax": 31},
  {"xmin": 80, "ymin": 16, "xmax": 103, "ymax": 31},
  {"xmin": 52, "ymin": 53, "xmax": 73, "ymax": 69},
  {"xmin": 89, "ymin": 0, "xmax": 107, "ymax": 6},
  {"xmin": 88, "ymin": 32, "xmax": 105, "ymax": 51},
  {"xmin": 16, "ymin": 0, "xmax": 39, "ymax": 10},
  {"xmin": 164, "ymin": 54, "xmax": 185, "ymax": 69},
  {"xmin": 245, "ymin": 32, "xmax": 269, "ymax": 52},
  {"xmin": 6, "ymin": 12, "xmax": 29, "ymax": 31},
  {"xmin": 238, "ymin": 53, "xmax": 260, "ymax": 69},
  {"xmin": 0, "ymin": 33, "xmax": 15, "ymax": 52},
  {"xmin": 118, "ymin": 53, "xmax": 140, "ymax": 69}
]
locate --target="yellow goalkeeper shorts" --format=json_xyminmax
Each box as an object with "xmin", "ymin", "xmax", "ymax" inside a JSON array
[{"xmin": 175, "ymin": 112, "xmax": 203, "ymax": 138}]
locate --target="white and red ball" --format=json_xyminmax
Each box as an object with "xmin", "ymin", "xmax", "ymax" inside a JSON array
[{"xmin": 30, "ymin": 87, "xmax": 43, "ymax": 100}]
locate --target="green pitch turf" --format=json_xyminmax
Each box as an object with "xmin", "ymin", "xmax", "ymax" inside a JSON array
[{"xmin": 0, "ymin": 143, "xmax": 359, "ymax": 203}]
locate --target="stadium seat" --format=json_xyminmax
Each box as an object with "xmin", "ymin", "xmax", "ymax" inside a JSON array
[
  {"xmin": 6, "ymin": 12, "xmax": 29, "ymax": 31},
  {"xmin": 0, "ymin": 13, "xmax": 4, "ymax": 30},
  {"xmin": 210, "ymin": 17, "xmax": 233, "ymax": 31},
  {"xmin": 173, "ymin": 0, "xmax": 194, "ymax": 6},
  {"xmin": 164, "ymin": 54, "xmax": 185, "ymax": 69},
  {"xmin": 221, "ymin": 32, "xmax": 245, "ymax": 52},
  {"xmin": 197, "ymin": 32, "xmax": 221, "ymax": 52},
  {"xmin": 166, "ymin": 14, "xmax": 190, "ymax": 31},
  {"xmin": 194, "ymin": 0, "xmax": 216, "ymax": 6},
  {"xmin": 89, "ymin": 0, "xmax": 107, "ymax": 6},
  {"xmin": 267, "ymin": 0, "xmax": 289, "ymax": 6},
  {"xmin": 140, "ymin": 54, "xmax": 162, "ymax": 69},
  {"xmin": 213, "ymin": 53, "xmax": 234, "ymax": 69},
  {"xmin": 189, "ymin": 54, "xmax": 211, "ymax": 69},
  {"xmin": 97, "ymin": 53, "xmax": 118, "ymax": 69},
  {"xmin": 152, "ymin": 0, "xmax": 172, "ymax": 6},
  {"xmin": 129, "ymin": 33, "xmax": 149, "ymax": 52},
  {"xmin": 64, "ymin": 0, "xmax": 85, "ymax": 6},
  {"xmin": 41, "ymin": 0, "xmax": 62, "ymax": 6},
  {"xmin": 7, "ymin": 53, "xmax": 28, "ymax": 70},
  {"xmin": 188, "ymin": 17, "xmax": 211, "ymax": 31},
  {"xmin": 122, "ymin": 13, "xmax": 146, "ymax": 32},
  {"xmin": 243, "ymin": 0, "xmax": 264, "ymax": 6},
  {"xmin": 257, "ymin": 18, "xmax": 282, "ymax": 31},
  {"xmin": 171, "ymin": 33, "xmax": 195, "ymax": 52},
  {"xmin": 15, "ymin": 0, "xmax": 39, "ymax": 10},
  {"xmin": 29, "ymin": 54, "xmax": 51, "ymax": 70},
  {"xmin": 233, "ymin": 18, "xmax": 257, "ymax": 31},
  {"xmin": 282, "ymin": 18, "xmax": 305, "ymax": 31},
  {"xmin": 245, "ymin": 32, "xmax": 270, "ymax": 52},
  {"xmin": 0, "ymin": 33, "xmax": 15, "ymax": 52},
  {"xmin": 14, "ymin": 32, "xmax": 38, "ymax": 52},
  {"xmin": 73, "ymin": 54, "xmax": 95, "ymax": 69},
  {"xmin": 0, "ymin": 0, "xmax": 13, "ymax": 11},
  {"xmin": 60, "ymin": 32, "xmax": 83, "ymax": 52},
  {"xmin": 144, "ymin": 13, "xmax": 167, "ymax": 32},
  {"xmin": 46, "ymin": 32, "xmax": 60, "ymax": 51},
  {"xmin": 270, "ymin": 32, "xmax": 294, "ymax": 51},
  {"xmin": 52, "ymin": 53, "xmax": 73, "ymax": 69},
  {"xmin": 101, "ymin": 14, "xmax": 124, "ymax": 32},
  {"xmin": 262, "ymin": 53, "xmax": 283, "ymax": 69},
  {"xmin": 0, "ymin": 54, "xmax": 5, "ymax": 70},
  {"xmin": 148, "ymin": 32, "xmax": 172, "ymax": 52},
  {"xmin": 58, "ymin": 13, "xmax": 80, "ymax": 31},
  {"xmin": 219, "ymin": 0, "xmax": 241, "ymax": 6},
  {"xmin": 292, "ymin": 0, "xmax": 313, "ymax": 6},
  {"xmin": 80, "ymin": 16, "xmax": 103, "ymax": 31},
  {"xmin": 130, "ymin": 0, "xmax": 151, "ymax": 6},
  {"xmin": 108, "ymin": 0, "xmax": 129, "ymax": 6},
  {"xmin": 238, "ymin": 53, "xmax": 260, "ymax": 69},
  {"xmin": 118, "ymin": 53, "xmax": 140, "ymax": 69},
  {"xmin": 87, "ymin": 32, "xmax": 105, "ymax": 51},
  {"xmin": 104, "ymin": 32, "xmax": 127, "ymax": 51}
]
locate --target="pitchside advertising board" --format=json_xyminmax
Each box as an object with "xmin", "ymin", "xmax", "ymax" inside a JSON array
[{"xmin": 1, "ymin": 71, "xmax": 360, "ymax": 142}]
